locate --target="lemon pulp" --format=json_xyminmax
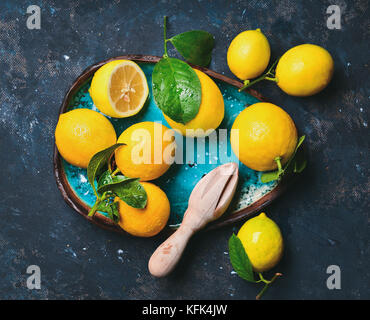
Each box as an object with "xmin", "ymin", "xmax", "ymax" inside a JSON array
[{"xmin": 89, "ymin": 60, "xmax": 149, "ymax": 118}]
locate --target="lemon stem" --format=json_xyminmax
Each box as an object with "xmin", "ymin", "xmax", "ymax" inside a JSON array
[
  {"xmin": 274, "ymin": 157, "xmax": 283, "ymax": 174},
  {"xmin": 163, "ymin": 16, "xmax": 169, "ymax": 58},
  {"xmin": 111, "ymin": 168, "xmax": 120, "ymax": 177},
  {"xmin": 238, "ymin": 58, "xmax": 280, "ymax": 92},
  {"xmin": 256, "ymin": 273, "xmax": 282, "ymax": 300},
  {"xmin": 265, "ymin": 76, "xmax": 278, "ymax": 82},
  {"xmin": 108, "ymin": 159, "xmax": 113, "ymax": 173},
  {"xmin": 88, "ymin": 192, "xmax": 108, "ymax": 217},
  {"xmin": 88, "ymin": 199, "xmax": 100, "ymax": 217}
]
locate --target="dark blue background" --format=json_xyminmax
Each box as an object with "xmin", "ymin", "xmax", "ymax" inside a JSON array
[{"xmin": 0, "ymin": 0, "xmax": 368, "ymax": 299}]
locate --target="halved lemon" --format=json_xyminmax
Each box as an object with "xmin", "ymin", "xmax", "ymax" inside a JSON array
[{"xmin": 89, "ymin": 60, "xmax": 149, "ymax": 118}]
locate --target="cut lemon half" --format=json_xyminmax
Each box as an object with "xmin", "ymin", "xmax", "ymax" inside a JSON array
[{"xmin": 89, "ymin": 60, "xmax": 149, "ymax": 118}]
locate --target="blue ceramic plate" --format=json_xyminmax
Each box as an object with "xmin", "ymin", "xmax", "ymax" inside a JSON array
[{"xmin": 53, "ymin": 55, "xmax": 291, "ymax": 233}]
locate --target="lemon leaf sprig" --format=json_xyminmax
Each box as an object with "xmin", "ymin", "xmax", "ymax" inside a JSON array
[
  {"xmin": 163, "ymin": 16, "xmax": 215, "ymax": 67},
  {"xmin": 229, "ymin": 234, "xmax": 256, "ymax": 282},
  {"xmin": 228, "ymin": 233, "xmax": 282, "ymax": 300},
  {"xmin": 261, "ymin": 135, "xmax": 307, "ymax": 183},
  {"xmin": 152, "ymin": 57, "xmax": 201, "ymax": 124},
  {"xmin": 152, "ymin": 16, "xmax": 215, "ymax": 124},
  {"xmin": 87, "ymin": 143, "xmax": 124, "ymax": 198},
  {"xmin": 169, "ymin": 30, "xmax": 214, "ymax": 67},
  {"xmin": 86, "ymin": 144, "xmax": 147, "ymax": 220}
]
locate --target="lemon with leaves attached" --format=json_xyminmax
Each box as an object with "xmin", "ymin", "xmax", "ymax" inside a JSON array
[
  {"xmin": 89, "ymin": 60, "xmax": 149, "ymax": 118},
  {"xmin": 227, "ymin": 29, "xmax": 271, "ymax": 81},
  {"xmin": 116, "ymin": 182, "xmax": 170, "ymax": 237},
  {"xmin": 55, "ymin": 108, "xmax": 117, "ymax": 168},
  {"xmin": 237, "ymin": 44, "xmax": 334, "ymax": 97},
  {"xmin": 163, "ymin": 69, "xmax": 224, "ymax": 137},
  {"xmin": 230, "ymin": 102, "xmax": 297, "ymax": 172},
  {"xmin": 115, "ymin": 121, "xmax": 176, "ymax": 181},
  {"xmin": 237, "ymin": 212, "xmax": 283, "ymax": 272},
  {"xmin": 275, "ymin": 44, "xmax": 334, "ymax": 96}
]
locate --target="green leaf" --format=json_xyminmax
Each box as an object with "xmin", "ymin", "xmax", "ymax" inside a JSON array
[
  {"xmin": 260, "ymin": 171, "xmax": 280, "ymax": 183},
  {"xmin": 152, "ymin": 57, "xmax": 201, "ymax": 124},
  {"xmin": 87, "ymin": 143, "xmax": 125, "ymax": 197},
  {"xmin": 295, "ymin": 135, "xmax": 306, "ymax": 150},
  {"xmin": 292, "ymin": 148, "xmax": 307, "ymax": 173},
  {"xmin": 109, "ymin": 202, "xmax": 120, "ymax": 223},
  {"xmin": 96, "ymin": 199, "xmax": 120, "ymax": 223},
  {"xmin": 170, "ymin": 30, "xmax": 215, "ymax": 67},
  {"xmin": 111, "ymin": 179, "xmax": 147, "ymax": 209},
  {"xmin": 283, "ymin": 135, "xmax": 306, "ymax": 173},
  {"xmin": 95, "ymin": 170, "xmax": 147, "ymax": 210},
  {"xmin": 260, "ymin": 135, "xmax": 306, "ymax": 183},
  {"xmin": 228, "ymin": 234, "xmax": 256, "ymax": 283},
  {"xmin": 97, "ymin": 171, "xmax": 136, "ymax": 194}
]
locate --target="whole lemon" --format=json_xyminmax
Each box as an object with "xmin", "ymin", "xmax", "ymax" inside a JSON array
[
  {"xmin": 227, "ymin": 29, "xmax": 271, "ymax": 81},
  {"xmin": 230, "ymin": 102, "xmax": 297, "ymax": 172},
  {"xmin": 115, "ymin": 121, "xmax": 176, "ymax": 181},
  {"xmin": 55, "ymin": 108, "xmax": 116, "ymax": 168},
  {"xmin": 89, "ymin": 60, "xmax": 149, "ymax": 118},
  {"xmin": 237, "ymin": 212, "xmax": 283, "ymax": 272},
  {"xmin": 276, "ymin": 44, "xmax": 334, "ymax": 96},
  {"xmin": 117, "ymin": 182, "xmax": 170, "ymax": 237},
  {"xmin": 163, "ymin": 69, "xmax": 224, "ymax": 137}
]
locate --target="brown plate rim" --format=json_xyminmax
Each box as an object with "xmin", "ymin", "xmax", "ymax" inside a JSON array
[{"xmin": 53, "ymin": 54, "xmax": 294, "ymax": 234}]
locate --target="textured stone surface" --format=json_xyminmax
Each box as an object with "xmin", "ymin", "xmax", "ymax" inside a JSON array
[{"xmin": 0, "ymin": 0, "xmax": 368, "ymax": 299}]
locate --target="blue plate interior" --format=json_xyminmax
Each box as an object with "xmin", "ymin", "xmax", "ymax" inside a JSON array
[{"xmin": 63, "ymin": 63, "xmax": 277, "ymax": 225}]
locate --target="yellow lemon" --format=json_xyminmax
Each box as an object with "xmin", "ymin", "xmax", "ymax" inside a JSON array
[
  {"xmin": 89, "ymin": 60, "xmax": 149, "ymax": 118},
  {"xmin": 115, "ymin": 121, "xmax": 176, "ymax": 181},
  {"xmin": 230, "ymin": 102, "xmax": 297, "ymax": 172},
  {"xmin": 237, "ymin": 212, "xmax": 283, "ymax": 272},
  {"xmin": 163, "ymin": 69, "xmax": 224, "ymax": 137},
  {"xmin": 227, "ymin": 29, "xmax": 271, "ymax": 81},
  {"xmin": 55, "ymin": 109, "xmax": 116, "ymax": 168},
  {"xmin": 117, "ymin": 182, "xmax": 170, "ymax": 237},
  {"xmin": 276, "ymin": 44, "xmax": 334, "ymax": 96}
]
